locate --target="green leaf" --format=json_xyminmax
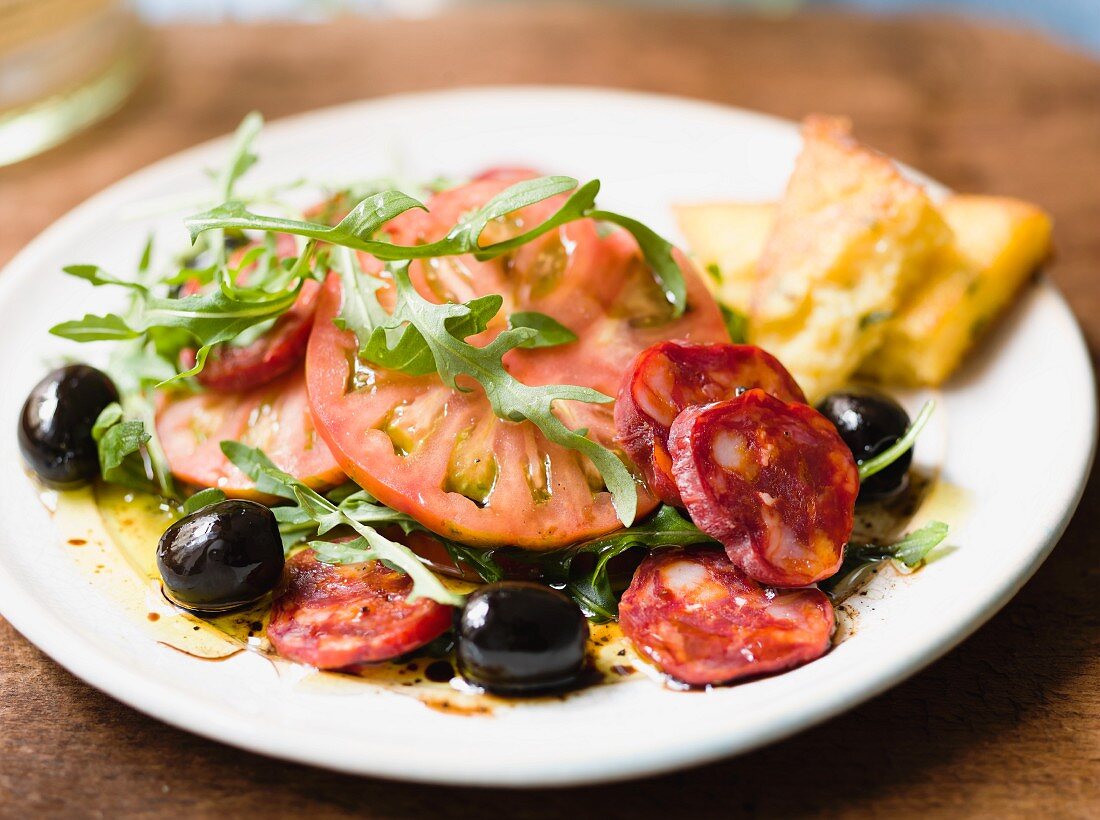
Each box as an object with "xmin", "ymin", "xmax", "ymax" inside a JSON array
[
  {"xmin": 886, "ymin": 520, "xmax": 950, "ymax": 567},
  {"xmin": 217, "ymin": 111, "xmax": 264, "ymax": 201},
  {"xmin": 508, "ymin": 311, "xmax": 577, "ymax": 349},
  {"xmin": 589, "ymin": 209, "xmax": 686, "ymax": 318},
  {"xmin": 443, "ymin": 542, "xmax": 504, "ymax": 583},
  {"xmin": 183, "ymin": 488, "xmax": 227, "ymax": 516},
  {"xmin": 50, "ymin": 313, "xmax": 140, "ymax": 342},
  {"xmin": 91, "ymin": 402, "xmax": 123, "ymax": 439},
  {"xmin": 187, "ymin": 175, "xmax": 686, "ymax": 319},
  {"xmin": 365, "ymin": 265, "xmax": 638, "ymax": 526},
  {"xmin": 219, "ymin": 441, "xmax": 462, "ymax": 607},
  {"xmin": 541, "ymin": 505, "xmax": 718, "ymax": 621},
  {"xmin": 92, "ymin": 404, "xmax": 156, "ymax": 493},
  {"xmin": 219, "ymin": 440, "xmax": 298, "ymax": 500},
  {"xmin": 62, "ymin": 264, "xmax": 148, "ymax": 293},
  {"xmin": 720, "ymin": 304, "xmax": 749, "ymax": 344},
  {"xmin": 858, "ymin": 400, "xmax": 935, "ymax": 482},
  {"xmin": 820, "ymin": 520, "xmax": 950, "ymax": 600},
  {"xmin": 186, "ymin": 190, "xmax": 428, "ymax": 251}
]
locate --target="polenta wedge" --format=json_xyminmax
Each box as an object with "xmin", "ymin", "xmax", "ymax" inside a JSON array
[
  {"xmin": 677, "ymin": 194, "xmax": 1052, "ymax": 388},
  {"xmin": 747, "ymin": 116, "xmax": 952, "ymax": 400},
  {"xmin": 858, "ymin": 196, "xmax": 1052, "ymax": 385},
  {"xmin": 676, "ymin": 201, "xmax": 773, "ymax": 314}
]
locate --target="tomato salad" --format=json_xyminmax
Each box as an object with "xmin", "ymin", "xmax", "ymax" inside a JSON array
[{"xmin": 19, "ymin": 114, "xmax": 946, "ymax": 694}]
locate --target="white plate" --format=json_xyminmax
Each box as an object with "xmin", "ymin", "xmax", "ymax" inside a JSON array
[{"xmin": 0, "ymin": 88, "xmax": 1094, "ymax": 787}]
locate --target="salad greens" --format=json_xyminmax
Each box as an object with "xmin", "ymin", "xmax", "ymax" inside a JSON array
[
  {"xmin": 43, "ymin": 110, "xmax": 950, "ymax": 622},
  {"xmin": 543, "ymin": 505, "xmax": 718, "ymax": 622},
  {"xmin": 350, "ymin": 262, "xmax": 639, "ymax": 527},
  {"xmin": 50, "ymin": 112, "xmax": 690, "ymax": 526},
  {"xmin": 821, "ymin": 520, "xmax": 950, "ymax": 600},
  {"xmin": 858, "ymin": 400, "xmax": 935, "ymax": 482},
  {"xmin": 220, "ymin": 441, "xmax": 463, "ymax": 607}
]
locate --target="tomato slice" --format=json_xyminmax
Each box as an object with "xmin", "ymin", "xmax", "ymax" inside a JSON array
[
  {"xmin": 615, "ymin": 341, "xmax": 806, "ymax": 505},
  {"xmin": 157, "ymin": 365, "xmax": 344, "ymax": 498},
  {"xmin": 306, "ymin": 177, "xmax": 728, "ymax": 549},
  {"xmin": 267, "ymin": 549, "xmax": 454, "ymax": 668},
  {"xmin": 620, "ymin": 547, "xmax": 835, "ymax": 686}
]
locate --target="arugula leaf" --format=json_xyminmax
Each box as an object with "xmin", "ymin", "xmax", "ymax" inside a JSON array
[
  {"xmin": 858, "ymin": 400, "xmax": 935, "ymax": 482},
  {"xmin": 183, "ymin": 488, "xmax": 227, "ymax": 515},
  {"xmin": 62, "ymin": 264, "xmax": 149, "ymax": 293},
  {"xmin": 219, "ymin": 441, "xmax": 462, "ymax": 607},
  {"xmin": 539, "ymin": 505, "xmax": 717, "ymax": 621},
  {"xmin": 51, "ymin": 313, "xmax": 141, "ymax": 342},
  {"xmin": 217, "ymin": 111, "xmax": 263, "ymax": 201},
  {"xmin": 50, "ymin": 254, "xmax": 307, "ymax": 386},
  {"xmin": 507, "ymin": 311, "xmax": 577, "ymax": 349},
  {"xmin": 720, "ymin": 304, "xmax": 749, "ymax": 344},
  {"xmin": 821, "ymin": 520, "xmax": 950, "ymax": 600},
  {"xmin": 366, "ymin": 264, "xmax": 639, "ymax": 526},
  {"xmin": 187, "ymin": 176, "xmax": 688, "ymax": 316},
  {"xmin": 443, "ymin": 542, "xmax": 505, "ymax": 584},
  {"xmin": 588, "ymin": 209, "xmax": 685, "ymax": 318},
  {"xmin": 91, "ymin": 403, "xmax": 155, "ymax": 493}
]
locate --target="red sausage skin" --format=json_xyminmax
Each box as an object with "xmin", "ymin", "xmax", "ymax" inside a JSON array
[
  {"xmin": 670, "ymin": 390, "xmax": 858, "ymax": 587},
  {"xmin": 619, "ymin": 548, "xmax": 835, "ymax": 686},
  {"xmin": 615, "ymin": 342, "xmax": 806, "ymax": 506},
  {"xmin": 267, "ymin": 550, "xmax": 453, "ymax": 669}
]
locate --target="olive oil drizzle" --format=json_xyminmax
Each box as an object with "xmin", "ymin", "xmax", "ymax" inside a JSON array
[{"xmin": 44, "ymin": 466, "xmax": 966, "ymax": 701}]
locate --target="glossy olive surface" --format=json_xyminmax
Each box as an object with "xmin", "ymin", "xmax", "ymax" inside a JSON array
[
  {"xmin": 18, "ymin": 365, "xmax": 119, "ymax": 487},
  {"xmin": 456, "ymin": 582, "xmax": 589, "ymax": 695},
  {"xmin": 157, "ymin": 500, "xmax": 284, "ymax": 612},
  {"xmin": 817, "ymin": 388, "xmax": 913, "ymax": 502}
]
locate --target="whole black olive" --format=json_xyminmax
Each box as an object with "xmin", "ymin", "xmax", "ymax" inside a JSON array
[
  {"xmin": 157, "ymin": 499, "xmax": 284, "ymax": 613},
  {"xmin": 456, "ymin": 582, "xmax": 589, "ymax": 695},
  {"xmin": 18, "ymin": 365, "xmax": 119, "ymax": 487},
  {"xmin": 817, "ymin": 388, "xmax": 912, "ymax": 502}
]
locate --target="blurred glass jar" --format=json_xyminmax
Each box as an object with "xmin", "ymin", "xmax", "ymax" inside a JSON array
[{"xmin": 0, "ymin": 0, "xmax": 144, "ymax": 166}]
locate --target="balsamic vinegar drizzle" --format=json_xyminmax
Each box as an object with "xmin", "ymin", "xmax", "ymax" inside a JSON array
[{"xmin": 44, "ymin": 468, "xmax": 965, "ymax": 710}]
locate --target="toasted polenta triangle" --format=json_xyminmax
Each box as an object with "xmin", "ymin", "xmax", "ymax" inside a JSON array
[
  {"xmin": 858, "ymin": 196, "xmax": 1052, "ymax": 385},
  {"xmin": 676, "ymin": 194, "xmax": 1052, "ymax": 389},
  {"xmin": 748, "ymin": 116, "xmax": 952, "ymax": 400}
]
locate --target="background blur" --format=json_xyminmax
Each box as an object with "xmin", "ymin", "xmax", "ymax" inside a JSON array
[
  {"xmin": 136, "ymin": 0, "xmax": 1100, "ymax": 53},
  {"xmin": 2, "ymin": 0, "xmax": 1096, "ymax": 167}
]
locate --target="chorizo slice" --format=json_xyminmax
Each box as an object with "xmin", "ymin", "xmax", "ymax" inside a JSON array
[
  {"xmin": 615, "ymin": 341, "xmax": 806, "ymax": 505},
  {"xmin": 619, "ymin": 547, "xmax": 834, "ymax": 686},
  {"xmin": 267, "ymin": 549, "xmax": 454, "ymax": 669},
  {"xmin": 670, "ymin": 389, "xmax": 857, "ymax": 587}
]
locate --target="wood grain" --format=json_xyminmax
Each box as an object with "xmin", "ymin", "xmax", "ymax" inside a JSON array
[{"xmin": 1, "ymin": 7, "xmax": 1098, "ymax": 818}]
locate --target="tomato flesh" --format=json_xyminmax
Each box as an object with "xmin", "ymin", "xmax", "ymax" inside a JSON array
[
  {"xmin": 306, "ymin": 176, "xmax": 728, "ymax": 548},
  {"xmin": 157, "ymin": 365, "xmax": 344, "ymax": 499}
]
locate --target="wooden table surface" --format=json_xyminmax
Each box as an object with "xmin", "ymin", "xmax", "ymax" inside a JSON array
[{"xmin": 1, "ymin": 6, "xmax": 1098, "ymax": 817}]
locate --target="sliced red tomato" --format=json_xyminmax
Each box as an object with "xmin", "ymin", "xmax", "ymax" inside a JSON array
[
  {"xmin": 157, "ymin": 365, "xmax": 344, "ymax": 499},
  {"xmin": 267, "ymin": 549, "xmax": 454, "ymax": 668},
  {"xmin": 619, "ymin": 547, "xmax": 835, "ymax": 686},
  {"xmin": 305, "ymin": 176, "xmax": 728, "ymax": 549},
  {"xmin": 615, "ymin": 341, "xmax": 806, "ymax": 505},
  {"xmin": 670, "ymin": 390, "xmax": 858, "ymax": 587}
]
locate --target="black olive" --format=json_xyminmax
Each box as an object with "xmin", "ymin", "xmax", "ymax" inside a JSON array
[
  {"xmin": 456, "ymin": 582, "xmax": 589, "ymax": 695},
  {"xmin": 18, "ymin": 365, "xmax": 119, "ymax": 487},
  {"xmin": 817, "ymin": 388, "xmax": 912, "ymax": 502},
  {"xmin": 157, "ymin": 499, "xmax": 284, "ymax": 613}
]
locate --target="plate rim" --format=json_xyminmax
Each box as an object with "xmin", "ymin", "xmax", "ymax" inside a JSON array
[{"xmin": 0, "ymin": 85, "xmax": 1095, "ymax": 787}]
